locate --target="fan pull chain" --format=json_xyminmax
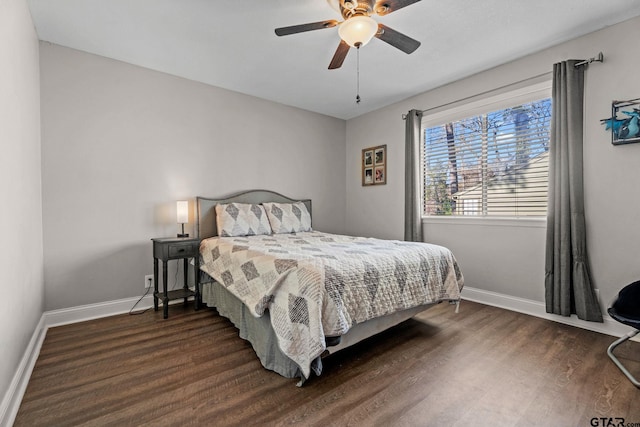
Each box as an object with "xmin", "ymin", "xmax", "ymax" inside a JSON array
[{"xmin": 356, "ymin": 44, "xmax": 361, "ymax": 104}]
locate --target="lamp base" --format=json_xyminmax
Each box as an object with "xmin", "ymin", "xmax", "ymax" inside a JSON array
[{"xmin": 177, "ymin": 223, "xmax": 188, "ymax": 238}]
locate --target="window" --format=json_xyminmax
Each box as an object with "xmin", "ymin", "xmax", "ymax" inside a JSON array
[{"xmin": 422, "ymin": 84, "xmax": 552, "ymax": 217}]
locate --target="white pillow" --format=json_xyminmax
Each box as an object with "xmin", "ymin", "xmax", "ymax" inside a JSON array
[
  {"xmin": 215, "ymin": 203, "xmax": 272, "ymax": 237},
  {"xmin": 263, "ymin": 201, "xmax": 312, "ymax": 234}
]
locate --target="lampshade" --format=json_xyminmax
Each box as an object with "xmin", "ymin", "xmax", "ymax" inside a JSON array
[
  {"xmin": 176, "ymin": 201, "xmax": 189, "ymax": 224},
  {"xmin": 338, "ymin": 16, "xmax": 378, "ymax": 48}
]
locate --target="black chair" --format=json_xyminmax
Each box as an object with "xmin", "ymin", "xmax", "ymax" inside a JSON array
[{"xmin": 607, "ymin": 280, "xmax": 640, "ymax": 387}]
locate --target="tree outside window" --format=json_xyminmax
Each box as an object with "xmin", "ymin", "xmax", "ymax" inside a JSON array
[{"xmin": 423, "ymin": 98, "xmax": 551, "ymax": 217}]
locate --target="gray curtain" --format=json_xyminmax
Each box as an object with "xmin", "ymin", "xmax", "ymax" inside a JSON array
[
  {"xmin": 404, "ymin": 109, "xmax": 423, "ymax": 242},
  {"xmin": 545, "ymin": 60, "xmax": 603, "ymax": 322}
]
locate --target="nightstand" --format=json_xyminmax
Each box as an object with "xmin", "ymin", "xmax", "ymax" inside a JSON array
[{"xmin": 152, "ymin": 237, "xmax": 201, "ymax": 319}]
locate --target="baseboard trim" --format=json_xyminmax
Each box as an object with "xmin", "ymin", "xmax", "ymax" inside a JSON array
[
  {"xmin": 0, "ymin": 315, "xmax": 47, "ymax": 427},
  {"xmin": 461, "ymin": 286, "xmax": 636, "ymax": 339},
  {"xmin": 44, "ymin": 294, "xmax": 155, "ymax": 328}
]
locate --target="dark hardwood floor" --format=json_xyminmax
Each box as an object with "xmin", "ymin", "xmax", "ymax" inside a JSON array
[{"xmin": 14, "ymin": 300, "xmax": 640, "ymax": 426}]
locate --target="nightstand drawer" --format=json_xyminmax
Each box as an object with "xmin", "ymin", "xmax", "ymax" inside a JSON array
[
  {"xmin": 152, "ymin": 237, "xmax": 199, "ymax": 260},
  {"xmin": 168, "ymin": 242, "xmax": 196, "ymax": 258}
]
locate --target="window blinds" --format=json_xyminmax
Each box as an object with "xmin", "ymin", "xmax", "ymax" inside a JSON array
[{"xmin": 423, "ymin": 98, "xmax": 552, "ymax": 217}]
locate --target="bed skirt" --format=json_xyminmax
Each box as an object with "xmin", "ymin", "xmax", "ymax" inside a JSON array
[
  {"xmin": 201, "ymin": 279, "xmax": 315, "ymax": 379},
  {"xmin": 200, "ymin": 277, "xmax": 437, "ymax": 383}
]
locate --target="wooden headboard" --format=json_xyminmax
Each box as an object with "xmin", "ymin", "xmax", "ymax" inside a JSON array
[{"xmin": 195, "ymin": 189, "xmax": 312, "ymax": 240}]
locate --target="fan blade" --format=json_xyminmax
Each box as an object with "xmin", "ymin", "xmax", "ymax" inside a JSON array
[
  {"xmin": 275, "ymin": 20, "xmax": 339, "ymax": 36},
  {"xmin": 375, "ymin": 23, "xmax": 420, "ymax": 54},
  {"xmin": 328, "ymin": 40, "xmax": 350, "ymax": 69},
  {"xmin": 374, "ymin": 0, "xmax": 422, "ymax": 16}
]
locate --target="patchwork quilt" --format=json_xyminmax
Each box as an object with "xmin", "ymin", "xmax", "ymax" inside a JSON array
[{"xmin": 199, "ymin": 231, "xmax": 464, "ymax": 379}]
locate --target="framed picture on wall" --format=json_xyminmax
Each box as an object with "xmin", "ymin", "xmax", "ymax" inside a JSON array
[
  {"xmin": 362, "ymin": 144, "xmax": 386, "ymax": 186},
  {"xmin": 607, "ymin": 98, "xmax": 640, "ymax": 145}
]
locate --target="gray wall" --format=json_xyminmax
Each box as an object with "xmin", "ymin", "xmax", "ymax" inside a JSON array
[
  {"xmin": 40, "ymin": 43, "xmax": 346, "ymax": 310},
  {"xmin": 345, "ymin": 16, "xmax": 640, "ymax": 315},
  {"xmin": 0, "ymin": 0, "xmax": 44, "ymax": 408}
]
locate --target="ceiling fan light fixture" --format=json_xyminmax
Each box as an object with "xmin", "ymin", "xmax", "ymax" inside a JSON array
[{"xmin": 338, "ymin": 16, "xmax": 378, "ymax": 48}]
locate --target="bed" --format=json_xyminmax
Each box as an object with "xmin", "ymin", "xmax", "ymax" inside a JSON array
[{"xmin": 196, "ymin": 189, "xmax": 464, "ymax": 385}]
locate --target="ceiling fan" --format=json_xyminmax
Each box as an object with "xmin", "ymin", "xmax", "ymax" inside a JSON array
[{"xmin": 275, "ymin": 0, "xmax": 422, "ymax": 70}]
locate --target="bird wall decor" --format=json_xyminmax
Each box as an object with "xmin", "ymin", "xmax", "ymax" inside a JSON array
[{"xmin": 601, "ymin": 99, "xmax": 640, "ymax": 145}]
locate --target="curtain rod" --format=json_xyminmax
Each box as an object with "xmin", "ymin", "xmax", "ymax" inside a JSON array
[
  {"xmin": 574, "ymin": 52, "xmax": 604, "ymax": 68},
  {"xmin": 402, "ymin": 52, "xmax": 605, "ymax": 120},
  {"xmin": 402, "ymin": 71, "xmax": 552, "ymax": 119}
]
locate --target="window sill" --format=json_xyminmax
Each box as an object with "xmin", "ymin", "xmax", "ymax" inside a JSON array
[{"xmin": 421, "ymin": 216, "xmax": 547, "ymax": 228}]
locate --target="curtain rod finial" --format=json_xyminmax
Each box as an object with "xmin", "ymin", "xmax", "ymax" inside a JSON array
[{"xmin": 575, "ymin": 52, "xmax": 604, "ymax": 67}]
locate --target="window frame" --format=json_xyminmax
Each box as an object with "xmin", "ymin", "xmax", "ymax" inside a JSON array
[{"xmin": 420, "ymin": 80, "xmax": 552, "ymax": 226}]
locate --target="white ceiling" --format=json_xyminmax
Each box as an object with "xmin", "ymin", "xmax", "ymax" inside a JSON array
[{"xmin": 27, "ymin": 0, "xmax": 640, "ymax": 120}]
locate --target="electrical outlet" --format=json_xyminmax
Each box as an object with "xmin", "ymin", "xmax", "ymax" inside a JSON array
[{"xmin": 144, "ymin": 274, "xmax": 154, "ymax": 289}]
